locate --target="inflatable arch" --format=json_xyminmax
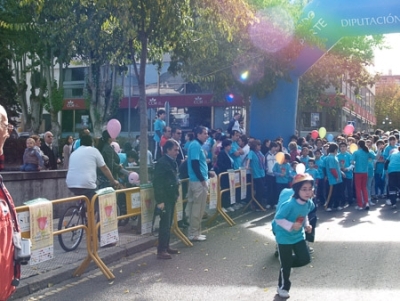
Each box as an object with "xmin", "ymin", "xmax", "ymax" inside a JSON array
[{"xmin": 249, "ymin": 0, "xmax": 400, "ymax": 141}]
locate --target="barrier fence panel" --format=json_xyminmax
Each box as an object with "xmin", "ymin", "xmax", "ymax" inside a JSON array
[
  {"xmin": 207, "ymin": 169, "xmax": 265, "ymax": 227},
  {"xmin": 14, "ymin": 195, "xmax": 116, "ymax": 279},
  {"xmin": 17, "ymin": 177, "xmax": 255, "ymax": 283},
  {"xmin": 170, "ymin": 178, "xmax": 193, "ymax": 247},
  {"xmin": 242, "ymin": 169, "xmax": 266, "ymax": 212}
]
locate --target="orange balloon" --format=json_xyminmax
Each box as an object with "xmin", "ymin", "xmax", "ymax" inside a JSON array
[
  {"xmin": 275, "ymin": 152, "xmax": 285, "ymax": 164},
  {"xmin": 349, "ymin": 143, "xmax": 358, "ymax": 154}
]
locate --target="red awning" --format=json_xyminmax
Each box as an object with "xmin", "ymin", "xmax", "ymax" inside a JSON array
[
  {"xmin": 120, "ymin": 93, "xmax": 244, "ymax": 108},
  {"xmin": 63, "ymin": 94, "xmax": 244, "ymax": 111}
]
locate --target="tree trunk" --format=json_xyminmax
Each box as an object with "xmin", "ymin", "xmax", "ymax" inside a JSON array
[
  {"xmin": 14, "ymin": 57, "xmax": 32, "ymax": 132},
  {"xmin": 135, "ymin": 36, "xmax": 149, "ymax": 184},
  {"xmin": 88, "ymin": 62, "xmax": 103, "ymax": 137}
]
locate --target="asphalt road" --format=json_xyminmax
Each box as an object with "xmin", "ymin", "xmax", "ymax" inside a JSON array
[{"xmin": 15, "ymin": 201, "xmax": 400, "ymax": 301}]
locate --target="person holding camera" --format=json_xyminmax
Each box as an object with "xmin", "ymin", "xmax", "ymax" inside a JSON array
[
  {"xmin": 0, "ymin": 105, "xmax": 22, "ymax": 300},
  {"xmin": 153, "ymin": 139, "xmax": 181, "ymax": 259}
]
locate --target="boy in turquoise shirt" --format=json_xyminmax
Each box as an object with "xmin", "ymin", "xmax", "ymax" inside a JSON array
[{"xmin": 337, "ymin": 142, "xmax": 354, "ymax": 206}]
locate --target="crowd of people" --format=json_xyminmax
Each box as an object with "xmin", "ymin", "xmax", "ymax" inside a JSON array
[{"xmin": 6, "ymin": 107, "xmax": 400, "ymax": 299}]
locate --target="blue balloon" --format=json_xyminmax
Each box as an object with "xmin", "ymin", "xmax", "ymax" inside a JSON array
[{"xmin": 327, "ymin": 134, "xmax": 334, "ymax": 142}]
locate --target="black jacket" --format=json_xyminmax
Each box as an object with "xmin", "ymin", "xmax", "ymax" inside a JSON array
[
  {"xmin": 40, "ymin": 143, "xmax": 58, "ymax": 170},
  {"xmin": 215, "ymin": 150, "xmax": 233, "ymax": 174},
  {"xmin": 153, "ymin": 154, "xmax": 180, "ymax": 204}
]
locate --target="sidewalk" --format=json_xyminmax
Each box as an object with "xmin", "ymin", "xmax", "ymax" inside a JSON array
[
  {"xmin": 12, "ymin": 221, "xmax": 158, "ymax": 300},
  {"xmin": 11, "ymin": 206, "xmax": 260, "ymax": 300}
]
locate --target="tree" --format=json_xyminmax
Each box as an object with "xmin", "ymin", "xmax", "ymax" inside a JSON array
[
  {"xmin": 297, "ymin": 35, "xmax": 384, "ymax": 128},
  {"xmin": 112, "ymin": 0, "xmax": 254, "ymax": 182},
  {"xmin": 0, "ymin": 0, "xmax": 30, "ymax": 125},
  {"xmin": 0, "ymin": 39, "xmax": 19, "ymax": 122},
  {"xmin": 375, "ymin": 81, "xmax": 400, "ymax": 130},
  {"xmin": 298, "ymin": 35, "xmax": 384, "ymax": 130},
  {"xmin": 169, "ymin": 0, "xmax": 315, "ymax": 132}
]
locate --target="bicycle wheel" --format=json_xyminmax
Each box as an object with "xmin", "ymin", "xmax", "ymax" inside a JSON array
[
  {"xmin": 117, "ymin": 194, "xmax": 129, "ymax": 227},
  {"xmin": 58, "ymin": 205, "xmax": 85, "ymax": 252}
]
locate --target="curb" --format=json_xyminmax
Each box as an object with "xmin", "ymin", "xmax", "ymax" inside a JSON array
[{"xmin": 11, "ymin": 236, "xmax": 158, "ymax": 300}]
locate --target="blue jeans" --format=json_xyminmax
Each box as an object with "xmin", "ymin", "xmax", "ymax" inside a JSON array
[
  {"xmin": 342, "ymin": 178, "xmax": 353, "ymax": 204},
  {"xmin": 374, "ymin": 173, "xmax": 385, "ymax": 196},
  {"xmin": 20, "ymin": 163, "xmax": 38, "ymax": 171}
]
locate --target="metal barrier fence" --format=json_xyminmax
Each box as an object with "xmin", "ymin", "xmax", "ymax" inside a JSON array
[
  {"xmin": 14, "ymin": 170, "xmax": 262, "ymax": 281},
  {"xmin": 207, "ymin": 169, "xmax": 265, "ymax": 227}
]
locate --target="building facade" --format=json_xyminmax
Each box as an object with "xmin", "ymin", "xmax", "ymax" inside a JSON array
[{"xmin": 298, "ymin": 74, "xmax": 376, "ymax": 135}]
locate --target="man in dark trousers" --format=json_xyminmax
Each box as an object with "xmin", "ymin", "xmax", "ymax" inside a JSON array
[
  {"xmin": 40, "ymin": 131, "xmax": 59, "ymax": 170},
  {"xmin": 153, "ymin": 139, "xmax": 180, "ymax": 259}
]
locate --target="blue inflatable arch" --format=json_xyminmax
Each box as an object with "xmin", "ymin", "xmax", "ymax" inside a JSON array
[{"xmin": 249, "ymin": 0, "xmax": 400, "ymax": 141}]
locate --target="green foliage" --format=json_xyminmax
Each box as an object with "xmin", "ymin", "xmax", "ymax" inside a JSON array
[
  {"xmin": 375, "ymin": 82, "xmax": 400, "ymax": 130},
  {"xmin": 298, "ymin": 35, "xmax": 384, "ymax": 113},
  {"xmin": 0, "ymin": 40, "xmax": 19, "ymax": 119},
  {"xmin": 110, "ymin": 86, "xmax": 123, "ymax": 117}
]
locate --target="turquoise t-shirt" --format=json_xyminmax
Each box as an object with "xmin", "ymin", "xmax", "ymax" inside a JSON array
[
  {"xmin": 300, "ymin": 155, "xmax": 310, "ymax": 168},
  {"xmin": 272, "ymin": 197, "xmax": 315, "ymax": 244},
  {"xmin": 273, "ymin": 162, "xmax": 291, "ymax": 184},
  {"xmin": 153, "ymin": 119, "xmax": 166, "ymax": 142},
  {"xmin": 337, "ymin": 151, "xmax": 353, "ymax": 179},
  {"xmin": 118, "ymin": 153, "xmax": 127, "ymax": 165},
  {"xmin": 188, "ymin": 140, "xmax": 208, "ymax": 182},
  {"xmin": 383, "ymin": 144, "xmax": 396, "ymax": 160},
  {"xmin": 229, "ymin": 141, "xmax": 242, "ymax": 170},
  {"xmin": 367, "ymin": 156, "xmax": 374, "ymax": 177},
  {"xmin": 315, "ymin": 156, "xmax": 325, "ymax": 179},
  {"xmin": 351, "ymin": 149, "xmax": 376, "ymax": 173},
  {"xmin": 277, "ymin": 188, "xmax": 294, "ymax": 210},
  {"xmin": 387, "ymin": 151, "xmax": 400, "ymax": 174},
  {"xmin": 202, "ymin": 137, "xmax": 215, "ymax": 160},
  {"xmin": 247, "ymin": 150, "xmax": 265, "ymax": 179},
  {"xmin": 305, "ymin": 168, "xmax": 319, "ymax": 185},
  {"xmin": 325, "ymin": 154, "xmax": 342, "ymax": 185}
]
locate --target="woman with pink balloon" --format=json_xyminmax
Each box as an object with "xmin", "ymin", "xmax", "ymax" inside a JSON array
[{"xmin": 96, "ymin": 120, "xmax": 132, "ymax": 188}]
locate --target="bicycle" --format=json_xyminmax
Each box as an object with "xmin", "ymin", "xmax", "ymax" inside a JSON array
[
  {"xmin": 58, "ymin": 195, "xmax": 131, "ymax": 252},
  {"xmin": 57, "ymin": 199, "xmax": 88, "ymax": 252}
]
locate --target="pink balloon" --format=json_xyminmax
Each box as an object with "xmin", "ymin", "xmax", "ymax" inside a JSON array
[
  {"xmin": 343, "ymin": 124, "xmax": 354, "ymax": 135},
  {"xmin": 128, "ymin": 172, "xmax": 140, "ymax": 185},
  {"xmin": 107, "ymin": 119, "xmax": 121, "ymax": 139},
  {"xmin": 311, "ymin": 130, "xmax": 319, "ymax": 140},
  {"xmin": 110, "ymin": 142, "xmax": 120, "ymax": 153}
]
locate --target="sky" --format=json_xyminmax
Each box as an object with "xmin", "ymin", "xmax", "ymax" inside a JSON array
[{"xmin": 372, "ymin": 33, "xmax": 400, "ymax": 75}]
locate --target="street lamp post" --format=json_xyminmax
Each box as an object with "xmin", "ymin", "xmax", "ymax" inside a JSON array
[{"xmin": 382, "ymin": 116, "xmax": 392, "ymax": 131}]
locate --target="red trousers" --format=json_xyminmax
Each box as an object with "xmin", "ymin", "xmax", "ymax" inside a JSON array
[{"xmin": 354, "ymin": 173, "xmax": 368, "ymax": 207}]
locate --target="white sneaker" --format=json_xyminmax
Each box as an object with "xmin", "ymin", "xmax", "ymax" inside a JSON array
[
  {"xmin": 189, "ymin": 235, "xmax": 206, "ymax": 241},
  {"xmin": 227, "ymin": 206, "xmax": 235, "ymax": 212},
  {"xmin": 222, "ymin": 208, "xmax": 228, "ymax": 213},
  {"xmin": 337, "ymin": 206, "xmax": 343, "ymax": 211},
  {"xmin": 325, "ymin": 207, "xmax": 332, "ymax": 212},
  {"xmin": 355, "ymin": 206, "xmax": 363, "ymax": 210},
  {"xmin": 277, "ymin": 288, "xmax": 290, "ymax": 298},
  {"xmin": 370, "ymin": 201, "xmax": 376, "ymax": 206},
  {"xmin": 386, "ymin": 199, "xmax": 392, "ymax": 205},
  {"xmin": 266, "ymin": 205, "xmax": 271, "ymax": 209}
]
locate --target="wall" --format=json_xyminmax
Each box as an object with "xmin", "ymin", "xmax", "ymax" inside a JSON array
[{"xmin": 2, "ymin": 170, "xmax": 74, "ymax": 218}]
